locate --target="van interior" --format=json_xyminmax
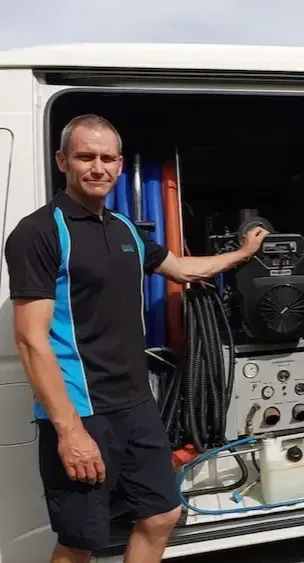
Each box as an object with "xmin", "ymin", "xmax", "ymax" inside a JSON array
[
  {"xmin": 47, "ymin": 90, "xmax": 304, "ymax": 557},
  {"xmin": 49, "ymin": 91, "xmax": 304, "ymax": 256}
]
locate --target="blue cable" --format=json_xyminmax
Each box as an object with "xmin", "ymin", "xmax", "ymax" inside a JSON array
[
  {"xmin": 178, "ymin": 437, "xmax": 304, "ymax": 515},
  {"xmin": 216, "ymin": 273, "xmax": 224, "ymax": 297}
]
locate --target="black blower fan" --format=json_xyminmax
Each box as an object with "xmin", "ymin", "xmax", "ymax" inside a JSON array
[
  {"xmin": 235, "ymin": 217, "xmax": 304, "ymax": 342},
  {"xmin": 260, "ymin": 285, "xmax": 304, "ymax": 335}
]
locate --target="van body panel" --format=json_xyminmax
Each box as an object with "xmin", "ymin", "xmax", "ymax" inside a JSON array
[
  {"xmin": 0, "ymin": 68, "xmax": 55, "ymax": 562},
  {"xmin": 1, "ymin": 43, "xmax": 304, "ymax": 73}
]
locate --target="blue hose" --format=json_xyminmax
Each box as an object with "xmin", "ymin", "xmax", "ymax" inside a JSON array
[
  {"xmin": 178, "ymin": 437, "xmax": 304, "ymax": 515},
  {"xmin": 105, "ymin": 188, "xmax": 115, "ymax": 210}
]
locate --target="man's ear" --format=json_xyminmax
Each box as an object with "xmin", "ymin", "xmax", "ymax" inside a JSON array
[
  {"xmin": 56, "ymin": 150, "xmax": 68, "ymax": 173},
  {"xmin": 117, "ymin": 155, "xmax": 124, "ymax": 177}
]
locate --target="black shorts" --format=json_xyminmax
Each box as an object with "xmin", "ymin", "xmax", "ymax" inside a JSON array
[{"xmin": 38, "ymin": 398, "xmax": 180, "ymax": 552}]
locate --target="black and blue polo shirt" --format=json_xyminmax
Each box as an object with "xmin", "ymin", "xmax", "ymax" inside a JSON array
[{"xmin": 5, "ymin": 190, "xmax": 168, "ymax": 419}]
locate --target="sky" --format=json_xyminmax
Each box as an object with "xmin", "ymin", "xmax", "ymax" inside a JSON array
[{"xmin": 1, "ymin": 0, "xmax": 304, "ymax": 51}]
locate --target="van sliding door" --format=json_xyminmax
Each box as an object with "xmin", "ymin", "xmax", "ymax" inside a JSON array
[{"xmin": 0, "ymin": 69, "xmax": 55, "ymax": 563}]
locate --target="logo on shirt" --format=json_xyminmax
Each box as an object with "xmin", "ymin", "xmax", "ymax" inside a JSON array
[{"xmin": 121, "ymin": 244, "xmax": 136, "ymax": 253}]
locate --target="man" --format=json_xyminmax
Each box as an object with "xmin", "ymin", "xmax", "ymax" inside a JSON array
[{"xmin": 5, "ymin": 114, "xmax": 269, "ymax": 563}]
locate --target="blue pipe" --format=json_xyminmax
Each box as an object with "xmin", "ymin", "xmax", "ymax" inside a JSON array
[
  {"xmin": 178, "ymin": 437, "xmax": 304, "ymax": 515},
  {"xmin": 105, "ymin": 189, "xmax": 115, "ymax": 210}
]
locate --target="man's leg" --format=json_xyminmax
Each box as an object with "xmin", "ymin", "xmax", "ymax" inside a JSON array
[
  {"xmin": 51, "ymin": 543, "xmax": 91, "ymax": 563},
  {"xmin": 38, "ymin": 418, "xmax": 123, "ymax": 563},
  {"xmin": 114, "ymin": 399, "xmax": 182, "ymax": 563},
  {"xmin": 124, "ymin": 506, "xmax": 181, "ymax": 563}
]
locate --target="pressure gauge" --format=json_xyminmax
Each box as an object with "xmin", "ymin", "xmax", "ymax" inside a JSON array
[
  {"xmin": 295, "ymin": 382, "xmax": 304, "ymax": 395},
  {"xmin": 262, "ymin": 385, "xmax": 274, "ymax": 400},
  {"xmin": 277, "ymin": 370, "xmax": 290, "ymax": 383},
  {"xmin": 243, "ymin": 362, "xmax": 259, "ymax": 379}
]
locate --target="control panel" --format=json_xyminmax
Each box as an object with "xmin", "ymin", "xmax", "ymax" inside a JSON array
[
  {"xmin": 235, "ymin": 349, "xmax": 304, "ymax": 436},
  {"xmin": 258, "ymin": 233, "xmax": 304, "ymax": 272}
]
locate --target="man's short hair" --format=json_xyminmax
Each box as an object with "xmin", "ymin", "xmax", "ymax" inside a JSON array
[{"xmin": 60, "ymin": 114, "xmax": 123, "ymax": 155}]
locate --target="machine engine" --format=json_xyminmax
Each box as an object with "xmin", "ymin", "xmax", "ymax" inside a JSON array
[
  {"xmin": 236, "ymin": 232, "xmax": 304, "ymax": 342},
  {"xmin": 212, "ymin": 214, "xmax": 304, "ymax": 345}
]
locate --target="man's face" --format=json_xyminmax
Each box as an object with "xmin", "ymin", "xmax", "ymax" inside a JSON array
[{"xmin": 56, "ymin": 125, "xmax": 123, "ymax": 200}]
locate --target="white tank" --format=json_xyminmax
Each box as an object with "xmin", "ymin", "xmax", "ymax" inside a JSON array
[{"xmin": 260, "ymin": 433, "xmax": 304, "ymax": 504}]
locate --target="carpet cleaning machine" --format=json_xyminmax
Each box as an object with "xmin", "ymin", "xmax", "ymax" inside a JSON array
[
  {"xmin": 107, "ymin": 155, "xmax": 304, "ymax": 526},
  {"xmin": 166, "ymin": 200, "xmax": 304, "ymax": 521}
]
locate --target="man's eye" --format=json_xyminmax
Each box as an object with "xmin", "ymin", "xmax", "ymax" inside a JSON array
[{"xmin": 79, "ymin": 155, "xmax": 93, "ymax": 161}]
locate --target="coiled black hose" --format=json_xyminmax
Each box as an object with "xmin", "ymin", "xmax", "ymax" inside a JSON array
[
  {"xmin": 160, "ymin": 281, "xmax": 248, "ymax": 493},
  {"xmin": 161, "ymin": 283, "xmax": 234, "ymax": 450}
]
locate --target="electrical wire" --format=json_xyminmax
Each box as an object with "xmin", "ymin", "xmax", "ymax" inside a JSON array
[
  {"xmin": 145, "ymin": 348, "xmax": 176, "ymax": 369},
  {"xmin": 251, "ymin": 451, "xmax": 260, "ymax": 474}
]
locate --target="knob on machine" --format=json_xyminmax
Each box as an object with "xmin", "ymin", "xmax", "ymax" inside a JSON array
[
  {"xmin": 263, "ymin": 407, "xmax": 281, "ymax": 426},
  {"xmin": 286, "ymin": 445, "xmax": 303, "ymax": 462},
  {"xmin": 292, "ymin": 404, "xmax": 304, "ymax": 422}
]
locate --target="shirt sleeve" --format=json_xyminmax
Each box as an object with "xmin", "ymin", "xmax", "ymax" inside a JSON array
[
  {"xmin": 137, "ymin": 227, "xmax": 169, "ymax": 275},
  {"xmin": 4, "ymin": 219, "xmax": 59, "ymax": 300}
]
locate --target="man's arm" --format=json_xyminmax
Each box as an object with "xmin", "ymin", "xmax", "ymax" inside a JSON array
[
  {"xmin": 13, "ymin": 298, "xmax": 105, "ymax": 484},
  {"xmin": 14, "ymin": 298, "xmax": 77, "ymax": 430},
  {"xmin": 5, "ymin": 220, "xmax": 105, "ymax": 484},
  {"xmin": 155, "ymin": 226, "xmax": 269, "ymax": 283}
]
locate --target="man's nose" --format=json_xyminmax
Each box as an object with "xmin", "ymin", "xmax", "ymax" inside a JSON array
[{"xmin": 91, "ymin": 158, "xmax": 105, "ymax": 174}]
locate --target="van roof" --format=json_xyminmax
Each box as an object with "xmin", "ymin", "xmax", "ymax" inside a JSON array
[{"xmin": 0, "ymin": 42, "xmax": 304, "ymax": 72}]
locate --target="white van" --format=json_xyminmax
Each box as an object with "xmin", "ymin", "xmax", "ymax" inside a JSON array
[{"xmin": 2, "ymin": 42, "xmax": 304, "ymax": 563}]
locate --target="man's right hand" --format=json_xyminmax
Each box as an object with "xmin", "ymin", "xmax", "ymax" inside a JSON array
[
  {"xmin": 57, "ymin": 421, "xmax": 106, "ymax": 485},
  {"xmin": 240, "ymin": 226, "xmax": 270, "ymax": 258}
]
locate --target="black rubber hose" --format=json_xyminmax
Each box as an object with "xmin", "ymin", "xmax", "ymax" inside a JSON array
[
  {"xmin": 180, "ymin": 295, "xmax": 192, "ymax": 442},
  {"xmin": 203, "ymin": 293, "xmax": 218, "ymax": 385},
  {"xmin": 158, "ymin": 273, "xmax": 248, "ymax": 498},
  {"xmin": 198, "ymin": 289, "xmax": 246, "ymax": 494},
  {"xmin": 251, "ymin": 451, "xmax": 260, "ymax": 473},
  {"xmin": 161, "ymin": 368, "xmax": 182, "ymax": 435},
  {"xmin": 195, "ymin": 339, "xmax": 208, "ymax": 445},
  {"xmin": 200, "ymin": 289, "xmax": 245, "ymax": 486},
  {"xmin": 208, "ymin": 291, "xmax": 227, "ymax": 439},
  {"xmin": 160, "ymin": 369, "xmax": 178, "ymax": 418},
  {"xmin": 160, "ymin": 278, "xmax": 238, "ymax": 465},
  {"xmin": 179, "ymin": 289, "xmax": 208, "ymax": 451},
  {"xmin": 191, "ymin": 342, "xmax": 208, "ymax": 450},
  {"xmin": 213, "ymin": 290, "xmax": 235, "ymax": 408},
  {"xmin": 185, "ymin": 295, "xmax": 206, "ymax": 452},
  {"xmin": 183, "ymin": 437, "xmax": 249, "ymax": 498},
  {"xmin": 161, "ymin": 308, "xmax": 190, "ymax": 447},
  {"xmin": 185, "ymin": 289, "xmax": 246, "ymax": 496},
  {"xmin": 195, "ymin": 289, "xmax": 221, "ymax": 442}
]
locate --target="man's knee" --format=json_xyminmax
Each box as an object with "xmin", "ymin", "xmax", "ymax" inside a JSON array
[
  {"xmin": 137, "ymin": 505, "xmax": 182, "ymax": 537},
  {"xmin": 51, "ymin": 542, "xmax": 91, "ymax": 563}
]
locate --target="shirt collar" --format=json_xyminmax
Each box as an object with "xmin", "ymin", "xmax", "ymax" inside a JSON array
[{"xmin": 53, "ymin": 190, "xmax": 112, "ymax": 224}]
